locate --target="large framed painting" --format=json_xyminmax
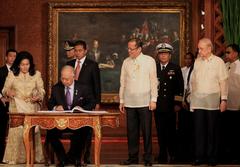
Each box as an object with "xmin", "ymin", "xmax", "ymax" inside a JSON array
[{"xmin": 48, "ymin": 0, "xmax": 190, "ymax": 103}]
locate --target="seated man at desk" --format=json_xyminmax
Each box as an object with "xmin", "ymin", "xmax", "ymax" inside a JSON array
[{"xmin": 47, "ymin": 65, "xmax": 95, "ymax": 167}]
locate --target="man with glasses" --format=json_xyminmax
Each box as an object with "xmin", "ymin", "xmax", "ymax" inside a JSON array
[
  {"xmin": 220, "ymin": 44, "xmax": 240, "ymax": 164},
  {"xmin": 119, "ymin": 38, "xmax": 158, "ymax": 166}
]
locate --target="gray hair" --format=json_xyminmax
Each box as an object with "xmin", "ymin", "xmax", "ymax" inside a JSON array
[{"xmin": 61, "ymin": 65, "xmax": 75, "ymax": 77}]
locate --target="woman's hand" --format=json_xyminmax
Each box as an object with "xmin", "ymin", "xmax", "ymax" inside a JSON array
[
  {"xmin": 31, "ymin": 96, "xmax": 41, "ymax": 103},
  {"xmin": 7, "ymin": 90, "xmax": 15, "ymax": 99}
]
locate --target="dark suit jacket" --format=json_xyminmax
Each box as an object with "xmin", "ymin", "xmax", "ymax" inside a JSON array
[
  {"xmin": 48, "ymin": 81, "xmax": 95, "ymax": 111},
  {"xmin": 0, "ymin": 65, "xmax": 9, "ymax": 145},
  {"xmin": 66, "ymin": 58, "xmax": 101, "ymax": 106},
  {"xmin": 156, "ymin": 62, "xmax": 184, "ymax": 112},
  {"xmin": 0, "ymin": 65, "xmax": 9, "ymax": 109}
]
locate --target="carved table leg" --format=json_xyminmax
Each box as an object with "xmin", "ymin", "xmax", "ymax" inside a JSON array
[
  {"xmin": 94, "ymin": 117, "xmax": 102, "ymax": 167},
  {"xmin": 23, "ymin": 119, "xmax": 34, "ymax": 167}
]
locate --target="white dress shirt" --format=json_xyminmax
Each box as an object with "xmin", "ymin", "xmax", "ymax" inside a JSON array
[
  {"xmin": 181, "ymin": 66, "xmax": 191, "ymax": 90},
  {"xmin": 190, "ymin": 54, "xmax": 228, "ymax": 110},
  {"xmin": 226, "ymin": 59, "xmax": 240, "ymax": 110},
  {"xmin": 119, "ymin": 53, "xmax": 158, "ymax": 107},
  {"xmin": 160, "ymin": 63, "xmax": 168, "ymax": 71}
]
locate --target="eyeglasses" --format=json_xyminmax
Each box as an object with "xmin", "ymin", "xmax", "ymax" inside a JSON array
[
  {"xmin": 127, "ymin": 47, "xmax": 138, "ymax": 51},
  {"xmin": 225, "ymin": 51, "xmax": 231, "ymax": 54}
]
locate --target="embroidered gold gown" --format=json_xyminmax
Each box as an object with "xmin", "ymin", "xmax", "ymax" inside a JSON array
[{"xmin": 2, "ymin": 71, "xmax": 45, "ymax": 164}]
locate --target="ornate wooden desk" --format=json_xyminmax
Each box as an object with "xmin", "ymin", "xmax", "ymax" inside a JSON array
[{"xmin": 9, "ymin": 112, "xmax": 120, "ymax": 167}]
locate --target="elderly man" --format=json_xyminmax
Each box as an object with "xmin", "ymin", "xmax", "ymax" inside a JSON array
[
  {"xmin": 119, "ymin": 38, "xmax": 158, "ymax": 166},
  {"xmin": 155, "ymin": 43, "xmax": 184, "ymax": 164},
  {"xmin": 47, "ymin": 65, "xmax": 95, "ymax": 167},
  {"xmin": 190, "ymin": 38, "xmax": 228, "ymax": 166}
]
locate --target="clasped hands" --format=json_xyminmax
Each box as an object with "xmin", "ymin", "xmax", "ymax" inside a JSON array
[{"xmin": 6, "ymin": 89, "xmax": 41, "ymax": 103}]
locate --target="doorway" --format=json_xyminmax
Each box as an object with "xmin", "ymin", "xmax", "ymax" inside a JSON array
[{"xmin": 0, "ymin": 27, "xmax": 15, "ymax": 66}]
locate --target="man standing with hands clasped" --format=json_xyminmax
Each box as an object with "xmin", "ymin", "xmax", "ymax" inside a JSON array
[
  {"xmin": 119, "ymin": 38, "xmax": 158, "ymax": 166},
  {"xmin": 190, "ymin": 38, "xmax": 228, "ymax": 166}
]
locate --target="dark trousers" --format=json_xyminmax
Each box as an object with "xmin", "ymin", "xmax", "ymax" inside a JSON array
[
  {"xmin": 0, "ymin": 103, "xmax": 9, "ymax": 162},
  {"xmin": 83, "ymin": 128, "xmax": 92, "ymax": 163},
  {"xmin": 177, "ymin": 109, "xmax": 194, "ymax": 162},
  {"xmin": 47, "ymin": 127, "xmax": 88, "ymax": 162},
  {"xmin": 219, "ymin": 110, "xmax": 240, "ymax": 162},
  {"xmin": 126, "ymin": 107, "xmax": 152, "ymax": 162},
  {"xmin": 194, "ymin": 109, "xmax": 220, "ymax": 161},
  {"xmin": 154, "ymin": 111, "xmax": 176, "ymax": 162}
]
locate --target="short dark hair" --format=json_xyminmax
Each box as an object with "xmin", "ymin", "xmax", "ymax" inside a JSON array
[
  {"xmin": 74, "ymin": 40, "xmax": 87, "ymax": 50},
  {"xmin": 128, "ymin": 38, "xmax": 143, "ymax": 48},
  {"xmin": 6, "ymin": 48, "xmax": 17, "ymax": 56},
  {"xmin": 11, "ymin": 51, "xmax": 36, "ymax": 76},
  {"xmin": 185, "ymin": 52, "xmax": 195, "ymax": 60},
  {"xmin": 227, "ymin": 44, "xmax": 240, "ymax": 53}
]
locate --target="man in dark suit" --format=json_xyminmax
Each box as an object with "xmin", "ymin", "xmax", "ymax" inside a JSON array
[
  {"xmin": 66, "ymin": 40, "xmax": 101, "ymax": 110},
  {"xmin": 155, "ymin": 43, "xmax": 184, "ymax": 164},
  {"xmin": 177, "ymin": 52, "xmax": 195, "ymax": 163},
  {"xmin": 0, "ymin": 49, "xmax": 17, "ymax": 162},
  {"xmin": 47, "ymin": 65, "xmax": 95, "ymax": 167},
  {"xmin": 66, "ymin": 40, "xmax": 101, "ymax": 164}
]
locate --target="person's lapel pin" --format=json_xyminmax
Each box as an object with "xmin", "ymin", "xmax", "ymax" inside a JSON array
[{"xmin": 74, "ymin": 90, "xmax": 78, "ymax": 96}]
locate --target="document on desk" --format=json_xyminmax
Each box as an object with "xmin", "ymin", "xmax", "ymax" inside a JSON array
[{"xmin": 38, "ymin": 106, "xmax": 108, "ymax": 114}]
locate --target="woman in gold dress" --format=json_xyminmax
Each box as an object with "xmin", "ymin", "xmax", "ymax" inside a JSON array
[{"xmin": 2, "ymin": 51, "xmax": 45, "ymax": 164}]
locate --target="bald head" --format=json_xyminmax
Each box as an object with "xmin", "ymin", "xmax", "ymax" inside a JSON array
[
  {"xmin": 199, "ymin": 38, "xmax": 213, "ymax": 49},
  {"xmin": 61, "ymin": 65, "xmax": 75, "ymax": 87},
  {"xmin": 198, "ymin": 38, "xmax": 213, "ymax": 59}
]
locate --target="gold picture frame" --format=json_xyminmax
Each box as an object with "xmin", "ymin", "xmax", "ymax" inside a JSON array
[{"xmin": 48, "ymin": 0, "xmax": 190, "ymax": 103}]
